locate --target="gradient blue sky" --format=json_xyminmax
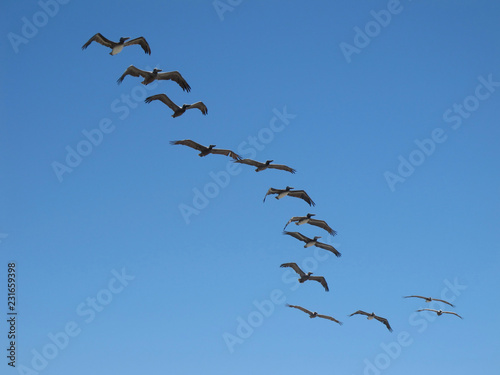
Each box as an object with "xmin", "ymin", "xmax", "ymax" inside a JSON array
[{"xmin": 1, "ymin": 1, "xmax": 500, "ymax": 374}]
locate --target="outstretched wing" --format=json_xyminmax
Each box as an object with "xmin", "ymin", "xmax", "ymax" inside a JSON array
[
  {"xmin": 309, "ymin": 276, "xmax": 329, "ymax": 292},
  {"xmin": 186, "ymin": 102, "xmax": 208, "ymax": 115},
  {"xmin": 404, "ymin": 295, "xmax": 426, "ymax": 300},
  {"xmin": 156, "ymin": 71, "xmax": 191, "ymax": 92},
  {"xmin": 443, "ymin": 311, "xmax": 463, "ymax": 319},
  {"xmin": 235, "ymin": 159, "xmax": 264, "ymax": 168},
  {"xmin": 374, "ymin": 315, "xmax": 393, "ymax": 332},
  {"xmin": 169, "ymin": 139, "xmax": 205, "ymax": 152},
  {"xmin": 263, "ymin": 187, "xmax": 282, "ymax": 202},
  {"xmin": 210, "ymin": 148, "xmax": 242, "ymax": 160},
  {"xmin": 349, "ymin": 310, "xmax": 369, "ymax": 317},
  {"xmin": 280, "ymin": 262, "xmax": 305, "ymax": 277},
  {"xmin": 317, "ymin": 314, "xmax": 342, "ymax": 325},
  {"xmin": 416, "ymin": 308, "xmax": 439, "ymax": 313},
  {"xmin": 283, "ymin": 231, "xmax": 310, "ymax": 244},
  {"xmin": 145, "ymin": 94, "xmax": 180, "ymax": 112},
  {"xmin": 82, "ymin": 33, "xmax": 114, "ymax": 49},
  {"xmin": 433, "ymin": 298, "xmax": 456, "ymax": 308},
  {"xmin": 286, "ymin": 304, "xmax": 313, "ymax": 316},
  {"xmin": 315, "ymin": 241, "xmax": 341, "ymax": 257},
  {"xmin": 117, "ymin": 65, "xmax": 149, "ymax": 84},
  {"xmin": 124, "ymin": 37, "xmax": 151, "ymax": 54},
  {"xmin": 283, "ymin": 216, "xmax": 303, "ymax": 230},
  {"xmin": 288, "ymin": 190, "xmax": 315, "ymax": 206},
  {"xmin": 267, "ymin": 163, "xmax": 296, "ymax": 174},
  {"xmin": 308, "ymin": 219, "xmax": 337, "ymax": 236}
]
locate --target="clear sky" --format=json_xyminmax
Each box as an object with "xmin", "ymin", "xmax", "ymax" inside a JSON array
[{"xmin": 1, "ymin": 1, "xmax": 500, "ymax": 374}]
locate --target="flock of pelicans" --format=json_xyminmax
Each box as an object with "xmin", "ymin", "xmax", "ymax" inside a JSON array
[{"xmin": 81, "ymin": 33, "xmax": 464, "ymax": 333}]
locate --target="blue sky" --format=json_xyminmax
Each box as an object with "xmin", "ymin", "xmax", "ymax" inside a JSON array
[{"xmin": 1, "ymin": 0, "xmax": 500, "ymax": 374}]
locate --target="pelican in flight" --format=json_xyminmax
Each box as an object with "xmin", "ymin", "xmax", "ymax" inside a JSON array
[
  {"xmin": 286, "ymin": 304, "xmax": 342, "ymax": 325},
  {"xmin": 170, "ymin": 140, "xmax": 241, "ymax": 160},
  {"xmin": 263, "ymin": 186, "xmax": 315, "ymax": 206},
  {"xmin": 404, "ymin": 295, "xmax": 455, "ymax": 307},
  {"xmin": 280, "ymin": 263, "xmax": 329, "ymax": 291},
  {"xmin": 416, "ymin": 309, "xmax": 463, "ymax": 319},
  {"xmin": 82, "ymin": 33, "xmax": 151, "ymax": 55},
  {"xmin": 234, "ymin": 159, "xmax": 296, "ymax": 174},
  {"xmin": 117, "ymin": 66, "xmax": 190, "ymax": 91},
  {"xmin": 349, "ymin": 310, "xmax": 393, "ymax": 332},
  {"xmin": 284, "ymin": 214, "xmax": 337, "ymax": 236},
  {"xmin": 283, "ymin": 231, "xmax": 341, "ymax": 257},
  {"xmin": 145, "ymin": 94, "xmax": 207, "ymax": 118}
]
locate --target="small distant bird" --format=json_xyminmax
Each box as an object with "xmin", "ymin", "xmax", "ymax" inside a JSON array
[
  {"xmin": 404, "ymin": 295, "xmax": 455, "ymax": 307},
  {"xmin": 234, "ymin": 159, "xmax": 296, "ymax": 174},
  {"xmin": 145, "ymin": 94, "xmax": 207, "ymax": 118},
  {"xmin": 283, "ymin": 231, "xmax": 341, "ymax": 257},
  {"xmin": 416, "ymin": 309, "xmax": 463, "ymax": 319},
  {"xmin": 280, "ymin": 263, "xmax": 329, "ymax": 291},
  {"xmin": 117, "ymin": 66, "xmax": 191, "ymax": 91},
  {"xmin": 170, "ymin": 140, "xmax": 241, "ymax": 160},
  {"xmin": 263, "ymin": 186, "xmax": 315, "ymax": 206},
  {"xmin": 284, "ymin": 213, "xmax": 337, "ymax": 236},
  {"xmin": 287, "ymin": 304, "xmax": 342, "ymax": 325},
  {"xmin": 349, "ymin": 310, "xmax": 393, "ymax": 332},
  {"xmin": 82, "ymin": 33, "xmax": 151, "ymax": 55}
]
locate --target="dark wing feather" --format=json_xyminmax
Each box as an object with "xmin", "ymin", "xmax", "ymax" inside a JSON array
[
  {"xmin": 374, "ymin": 315, "xmax": 393, "ymax": 332},
  {"xmin": 288, "ymin": 190, "xmax": 315, "ymax": 206},
  {"xmin": 433, "ymin": 298, "xmax": 456, "ymax": 308},
  {"xmin": 404, "ymin": 295, "xmax": 426, "ymax": 300},
  {"xmin": 210, "ymin": 148, "xmax": 242, "ymax": 160},
  {"xmin": 416, "ymin": 308, "xmax": 438, "ymax": 313},
  {"xmin": 145, "ymin": 94, "xmax": 180, "ymax": 112},
  {"xmin": 308, "ymin": 219, "xmax": 337, "ymax": 236},
  {"xmin": 283, "ymin": 216, "xmax": 302, "ymax": 230},
  {"xmin": 286, "ymin": 304, "xmax": 313, "ymax": 316},
  {"xmin": 283, "ymin": 231, "xmax": 310, "ymax": 244},
  {"xmin": 443, "ymin": 311, "xmax": 463, "ymax": 319},
  {"xmin": 315, "ymin": 241, "xmax": 341, "ymax": 257},
  {"xmin": 349, "ymin": 310, "xmax": 369, "ymax": 317},
  {"xmin": 186, "ymin": 102, "xmax": 208, "ymax": 115},
  {"xmin": 280, "ymin": 262, "xmax": 305, "ymax": 277},
  {"xmin": 117, "ymin": 65, "xmax": 148, "ymax": 84},
  {"xmin": 263, "ymin": 187, "xmax": 282, "ymax": 202},
  {"xmin": 317, "ymin": 314, "xmax": 342, "ymax": 325},
  {"xmin": 156, "ymin": 71, "xmax": 191, "ymax": 92},
  {"xmin": 82, "ymin": 33, "xmax": 114, "ymax": 49},
  {"xmin": 309, "ymin": 276, "xmax": 329, "ymax": 292},
  {"xmin": 124, "ymin": 37, "xmax": 151, "ymax": 54},
  {"xmin": 169, "ymin": 140, "xmax": 206, "ymax": 152},
  {"xmin": 267, "ymin": 164, "xmax": 296, "ymax": 174}
]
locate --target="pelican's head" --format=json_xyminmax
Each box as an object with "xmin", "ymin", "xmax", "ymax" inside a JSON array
[
  {"xmin": 285, "ymin": 186, "xmax": 294, "ymax": 191},
  {"xmin": 265, "ymin": 160, "xmax": 274, "ymax": 165},
  {"xmin": 209, "ymin": 145, "xmax": 216, "ymax": 149},
  {"xmin": 152, "ymin": 68, "xmax": 163, "ymax": 74},
  {"xmin": 307, "ymin": 213, "xmax": 316, "ymax": 218},
  {"xmin": 307, "ymin": 272, "xmax": 313, "ymax": 276},
  {"xmin": 119, "ymin": 37, "xmax": 130, "ymax": 43},
  {"xmin": 313, "ymin": 236, "xmax": 322, "ymax": 240}
]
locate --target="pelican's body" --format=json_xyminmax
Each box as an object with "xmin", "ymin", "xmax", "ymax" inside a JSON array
[
  {"xmin": 117, "ymin": 66, "xmax": 191, "ymax": 91},
  {"xmin": 280, "ymin": 263, "xmax": 329, "ymax": 291},
  {"xmin": 349, "ymin": 310, "xmax": 393, "ymax": 332},
  {"xmin": 283, "ymin": 231, "xmax": 341, "ymax": 257},
  {"xmin": 82, "ymin": 33, "xmax": 151, "ymax": 55},
  {"xmin": 145, "ymin": 94, "xmax": 207, "ymax": 118},
  {"xmin": 170, "ymin": 140, "xmax": 241, "ymax": 160},
  {"xmin": 404, "ymin": 295, "xmax": 455, "ymax": 307},
  {"xmin": 416, "ymin": 309, "xmax": 462, "ymax": 319},
  {"xmin": 263, "ymin": 187, "xmax": 315, "ymax": 206},
  {"xmin": 284, "ymin": 213, "xmax": 337, "ymax": 236},
  {"xmin": 287, "ymin": 304, "xmax": 342, "ymax": 325},
  {"xmin": 235, "ymin": 159, "xmax": 296, "ymax": 174}
]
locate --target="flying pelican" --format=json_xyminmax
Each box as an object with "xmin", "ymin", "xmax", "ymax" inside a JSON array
[
  {"xmin": 286, "ymin": 304, "xmax": 342, "ymax": 325},
  {"xmin": 404, "ymin": 295, "xmax": 455, "ymax": 307},
  {"xmin": 283, "ymin": 214, "xmax": 337, "ymax": 236},
  {"xmin": 349, "ymin": 310, "xmax": 393, "ymax": 332},
  {"xmin": 416, "ymin": 309, "xmax": 463, "ymax": 319},
  {"xmin": 234, "ymin": 159, "xmax": 296, "ymax": 174},
  {"xmin": 82, "ymin": 33, "xmax": 151, "ymax": 55},
  {"xmin": 117, "ymin": 66, "xmax": 191, "ymax": 91},
  {"xmin": 169, "ymin": 140, "xmax": 241, "ymax": 160},
  {"xmin": 283, "ymin": 231, "xmax": 341, "ymax": 257},
  {"xmin": 280, "ymin": 263, "xmax": 329, "ymax": 291},
  {"xmin": 263, "ymin": 186, "xmax": 315, "ymax": 206},
  {"xmin": 145, "ymin": 94, "xmax": 207, "ymax": 118}
]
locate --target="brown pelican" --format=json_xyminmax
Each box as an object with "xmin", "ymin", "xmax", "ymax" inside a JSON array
[
  {"xmin": 416, "ymin": 309, "xmax": 463, "ymax": 319},
  {"xmin": 284, "ymin": 214, "xmax": 337, "ymax": 236},
  {"xmin": 280, "ymin": 263, "xmax": 329, "ymax": 291},
  {"xmin": 283, "ymin": 231, "xmax": 341, "ymax": 257},
  {"xmin": 145, "ymin": 94, "xmax": 207, "ymax": 118},
  {"xmin": 263, "ymin": 187, "xmax": 315, "ymax": 206},
  {"xmin": 286, "ymin": 304, "xmax": 342, "ymax": 325},
  {"xmin": 404, "ymin": 295, "xmax": 455, "ymax": 307},
  {"xmin": 82, "ymin": 33, "xmax": 151, "ymax": 55},
  {"xmin": 234, "ymin": 159, "xmax": 296, "ymax": 174},
  {"xmin": 117, "ymin": 66, "xmax": 190, "ymax": 91},
  {"xmin": 169, "ymin": 140, "xmax": 241, "ymax": 160},
  {"xmin": 349, "ymin": 310, "xmax": 393, "ymax": 332}
]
